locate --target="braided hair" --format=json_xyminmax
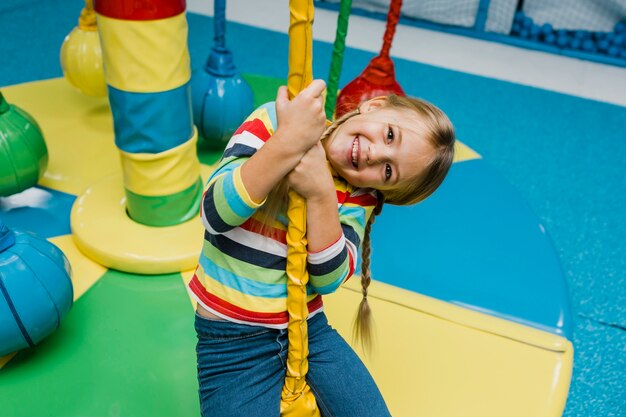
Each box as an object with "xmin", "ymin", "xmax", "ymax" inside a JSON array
[
  {"xmin": 335, "ymin": 95, "xmax": 455, "ymax": 353},
  {"xmin": 353, "ymin": 197, "xmax": 384, "ymax": 353}
]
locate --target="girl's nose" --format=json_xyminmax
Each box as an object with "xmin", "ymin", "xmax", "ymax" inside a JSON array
[{"xmin": 366, "ymin": 143, "xmax": 386, "ymax": 165}]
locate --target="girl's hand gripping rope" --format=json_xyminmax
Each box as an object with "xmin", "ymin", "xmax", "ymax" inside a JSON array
[
  {"xmin": 275, "ymin": 79, "xmax": 327, "ymax": 154},
  {"xmin": 287, "ymin": 141, "xmax": 335, "ymax": 201}
]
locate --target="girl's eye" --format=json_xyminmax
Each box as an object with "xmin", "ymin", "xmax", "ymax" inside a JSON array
[
  {"xmin": 387, "ymin": 127, "xmax": 394, "ymax": 143},
  {"xmin": 385, "ymin": 164, "xmax": 393, "ymax": 181}
]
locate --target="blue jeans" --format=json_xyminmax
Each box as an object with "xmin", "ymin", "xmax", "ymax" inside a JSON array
[{"xmin": 195, "ymin": 311, "xmax": 391, "ymax": 417}]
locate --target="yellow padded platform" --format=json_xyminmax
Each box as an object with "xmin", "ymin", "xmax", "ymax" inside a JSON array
[
  {"xmin": 71, "ymin": 167, "xmax": 212, "ymax": 275},
  {"xmin": 324, "ymin": 278, "xmax": 573, "ymax": 417}
]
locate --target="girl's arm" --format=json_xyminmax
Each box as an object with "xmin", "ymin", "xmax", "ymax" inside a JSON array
[
  {"xmin": 286, "ymin": 141, "xmax": 342, "ymax": 252},
  {"xmin": 306, "ymin": 190, "xmax": 377, "ymax": 295},
  {"xmin": 241, "ymin": 81, "xmax": 327, "ymax": 204},
  {"xmin": 201, "ymin": 82, "xmax": 326, "ymax": 234},
  {"xmin": 287, "ymin": 142, "xmax": 366, "ymax": 295}
]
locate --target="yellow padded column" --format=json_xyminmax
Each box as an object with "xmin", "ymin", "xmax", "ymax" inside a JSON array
[{"xmin": 280, "ymin": 0, "xmax": 321, "ymax": 416}]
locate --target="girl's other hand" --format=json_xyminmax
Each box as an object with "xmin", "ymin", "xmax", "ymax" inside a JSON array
[
  {"xmin": 275, "ymin": 80, "xmax": 327, "ymax": 153},
  {"xmin": 287, "ymin": 141, "xmax": 335, "ymax": 201}
]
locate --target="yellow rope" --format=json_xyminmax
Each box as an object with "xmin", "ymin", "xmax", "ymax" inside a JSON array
[
  {"xmin": 78, "ymin": 0, "xmax": 97, "ymax": 31},
  {"xmin": 280, "ymin": 0, "xmax": 320, "ymax": 415}
]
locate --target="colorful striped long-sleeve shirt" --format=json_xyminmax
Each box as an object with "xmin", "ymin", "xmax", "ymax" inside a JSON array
[{"xmin": 188, "ymin": 102, "xmax": 379, "ymax": 329}]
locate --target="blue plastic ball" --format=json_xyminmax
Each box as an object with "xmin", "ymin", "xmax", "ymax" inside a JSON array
[
  {"xmin": 557, "ymin": 36, "xmax": 568, "ymax": 47},
  {"xmin": 524, "ymin": 17, "xmax": 534, "ymax": 29},
  {"xmin": 608, "ymin": 46, "xmax": 619, "ymax": 56},
  {"xmin": 570, "ymin": 38, "xmax": 582, "ymax": 50},
  {"xmin": 615, "ymin": 21, "xmax": 625, "ymax": 34},
  {"xmin": 530, "ymin": 25, "xmax": 541, "ymax": 37},
  {"xmin": 0, "ymin": 224, "xmax": 73, "ymax": 356},
  {"xmin": 540, "ymin": 23, "xmax": 553, "ymax": 35},
  {"xmin": 592, "ymin": 32, "xmax": 604, "ymax": 41},
  {"xmin": 520, "ymin": 30, "xmax": 530, "ymax": 39},
  {"xmin": 613, "ymin": 34, "xmax": 624, "ymax": 46},
  {"xmin": 598, "ymin": 39, "xmax": 610, "ymax": 51},
  {"xmin": 544, "ymin": 33, "xmax": 556, "ymax": 44},
  {"xmin": 582, "ymin": 39, "xmax": 595, "ymax": 51},
  {"xmin": 574, "ymin": 30, "xmax": 586, "ymax": 39}
]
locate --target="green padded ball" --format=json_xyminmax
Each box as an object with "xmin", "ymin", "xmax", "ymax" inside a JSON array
[{"xmin": 0, "ymin": 92, "xmax": 48, "ymax": 197}]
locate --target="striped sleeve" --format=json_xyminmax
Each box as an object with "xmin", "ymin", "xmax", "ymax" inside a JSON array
[
  {"xmin": 200, "ymin": 103, "xmax": 276, "ymax": 234},
  {"xmin": 307, "ymin": 188, "xmax": 378, "ymax": 294}
]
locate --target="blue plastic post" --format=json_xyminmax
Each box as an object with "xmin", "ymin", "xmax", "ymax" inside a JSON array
[{"xmin": 190, "ymin": 0, "xmax": 254, "ymax": 150}]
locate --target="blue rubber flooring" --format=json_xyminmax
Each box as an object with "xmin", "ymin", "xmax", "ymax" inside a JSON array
[{"xmin": 0, "ymin": 1, "xmax": 624, "ymax": 415}]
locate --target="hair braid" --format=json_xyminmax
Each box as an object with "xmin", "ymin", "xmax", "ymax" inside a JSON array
[
  {"xmin": 320, "ymin": 107, "xmax": 359, "ymax": 142},
  {"xmin": 353, "ymin": 197, "xmax": 383, "ymax": 354}
]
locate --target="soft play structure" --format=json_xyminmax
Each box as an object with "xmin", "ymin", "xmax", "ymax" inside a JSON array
[
  {"xmin": 281, "ymin": 0, "xmax": 319, "ymax": 414},
  {"xmin": 0, "ymin": 222, "xmax": 73, "ymax": 356},
  {"xmin": 0, "ymin": 92, "xmax": 48, "ymax": 197},
  {"xmin": 190, "ymin": 0, "xmax": 254, "ymax": 149},
  {"xmin": 334, "ymin": 0, "xmax": 405, "ymax": 118},
  {"xmin": 60, "ymin": 0, "xmax": 107, "ymax": 97},
  {"xmin": 319, "ymin": 0, "xmax": 626, "ymax": 68},
  {"xmin": 0, "ymin": 1, "xmax": 574, "ymax": 416}
]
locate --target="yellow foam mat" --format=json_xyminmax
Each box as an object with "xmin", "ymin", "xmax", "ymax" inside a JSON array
[
  {"xmin": 0, "ymin": 353, "xmax": 16, "ymax": 368},
  {"xmin": 3, "ymin": 79, "xmax": 117, "ymax": 196},
  {"xmin": 49, "ymin": 234, "xmax": 107, "ymax": 301},
  {"xmin": 323, "ymin": 279, "xmax": 573, "ymax": 417},
  {"xmin": 454, "ymin": 140, "xmax": 480, "ymax": 162}
]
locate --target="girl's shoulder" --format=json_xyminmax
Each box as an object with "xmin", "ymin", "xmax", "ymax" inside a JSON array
[
  {"xmin": 253, "ymin": 102, "xmax": 278, "ymax": 132},
  {"xmin": 221, "ymin": 102, "xmax": 277, "ymax": 155}
]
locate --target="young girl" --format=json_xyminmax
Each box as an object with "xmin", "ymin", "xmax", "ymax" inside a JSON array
[{"xmin": 188, "ymin": 79, "xmax": 455, "ymax": 417}]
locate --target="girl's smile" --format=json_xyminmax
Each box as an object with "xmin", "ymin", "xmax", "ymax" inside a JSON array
[{"xmin": 350, "ymin": 136, "xmax": 360, "ymax": 168}]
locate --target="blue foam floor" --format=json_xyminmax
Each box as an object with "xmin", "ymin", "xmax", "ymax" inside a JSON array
[{"xmin": 0, "ymin": 2, "xmax": 624, "ymax": 416}]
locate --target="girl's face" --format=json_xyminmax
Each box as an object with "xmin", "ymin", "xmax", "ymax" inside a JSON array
[{"xmin": 323, "ymin": 98, "xmax": 435, "ymax": 191}]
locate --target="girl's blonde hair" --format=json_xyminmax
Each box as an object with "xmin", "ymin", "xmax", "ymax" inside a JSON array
[{"xmin": 257, "ymin": 95, "xmax": 456, "ymax": 351}]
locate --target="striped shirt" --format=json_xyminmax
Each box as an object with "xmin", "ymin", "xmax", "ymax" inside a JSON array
[{"xmin": 188, "ymin": 102, "xmax": 378, "ymax": 329}]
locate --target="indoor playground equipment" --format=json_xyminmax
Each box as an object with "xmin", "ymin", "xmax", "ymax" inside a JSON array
[
  {"xmin": 319, "ymin": 0, "xmax": 626, "ymax": 68},
  {"xmin": 190, "ymin": 0, "xmax": 254, "ymax": 149},
  {"xmin": 281, "ymin": 1, "xmax": 320, "ymax": 414},
  {"xmin": 324, "ymin": 0, "xmax": 351, "ymax": 119},
  {"xmin": 510, "ymin": 11, "xmax": 626, "ymax": 60},
  {"xmin": 334, "ymin": 0, "xmax": 405, "ymax": 118},
  {"xmin": 60, "ymin": 0, "xmax": 107, "ymax": 97},
  {"xmin": 0, "ymin": 0, "xmax": 575, "ymax": 416},
  {"xmin": 0, "ymin": 221, "xmax": 73, "ymax": 356},
  {"xmin": 0, "ymin": 92, "xmax": 48, "ymax": 197},
  {"xmin": 71, "ymin": 0, "xmax": 206, "ymax": 274}
]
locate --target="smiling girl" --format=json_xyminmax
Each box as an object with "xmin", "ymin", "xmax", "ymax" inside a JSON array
[{"xmin": 188, "ymin": 79, "xmax": 455, "ymax": 417}]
